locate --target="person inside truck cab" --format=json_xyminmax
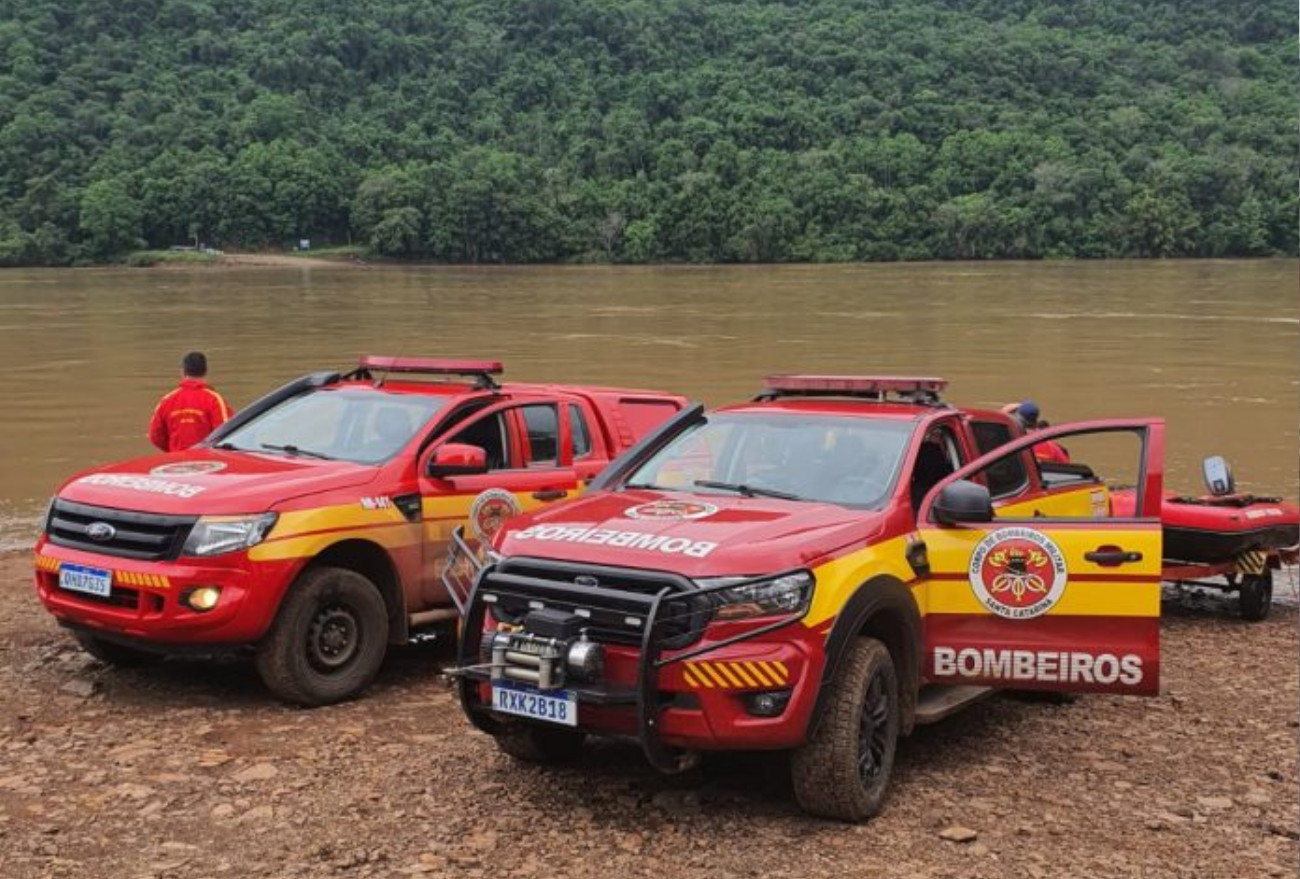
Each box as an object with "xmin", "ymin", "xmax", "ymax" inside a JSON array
[
  {"xmin": 368, "ymin": 407, "xmax": 414, "ymax": 458},
  {"xmin": 909, "ymin": 441, "xmax": 955, "ymax": 514}
]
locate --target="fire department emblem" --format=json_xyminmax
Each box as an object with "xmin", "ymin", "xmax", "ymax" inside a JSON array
[
  {"xmin": 470, "ymin": 489, "xmax": 523, "ymax": 543},
  {"xmin": 968, "ymin": 527, "xmax": 1068, "ymax": 620},
  {"xmin": 149, "ymin": 461, "xmax": 226, "ymax": 476},
  {"xmin": 624, "ymin": 500, "xmax": 718, "ymax": 521}
]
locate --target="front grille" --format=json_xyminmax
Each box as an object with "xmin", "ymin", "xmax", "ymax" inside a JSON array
[
  {"xmin": 47, "ymin": 499, "xmax": 196, "ymax": 561},
  {"xmin": 481, "ymin": 558, "xmax": 709, "ymax": 648},
  {"xmin": 71, "ymin": 585, "xmax": 140, "ymax": 610}
]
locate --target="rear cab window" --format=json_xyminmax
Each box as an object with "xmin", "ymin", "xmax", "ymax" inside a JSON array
[
  {"xmin": 519, "ymin": 404, "xmax": 560, "ymax": 466},
  {"xmin": 568, "ymin": 404, "xmax": 592, "ymax": 460},
  {"xmin": 970, "ymin": 419, "xmax": 1030, "ymax": 499}
]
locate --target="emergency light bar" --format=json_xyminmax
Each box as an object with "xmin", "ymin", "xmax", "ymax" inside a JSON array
[
  {"xmin": 353, "ymin": 356, "xmax": 504, "ymax": 389},
  {"xmin": 758, "ymin": 375, "xmax": 948, "ymax": 404}
]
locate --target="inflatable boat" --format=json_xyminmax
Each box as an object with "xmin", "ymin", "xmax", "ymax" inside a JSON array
[
  {"xmin": 1108, "ymin": 457, "xmax": 1296, "ymax": 622},
  {"xmin": 1111, "ymin": 488, "xmax": 1300, "ymax": 564}
]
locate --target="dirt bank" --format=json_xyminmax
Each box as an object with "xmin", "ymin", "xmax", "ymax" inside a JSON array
[{"xmin": 2, "ymin": 552, "xmax": 1296, "ymax": 879}]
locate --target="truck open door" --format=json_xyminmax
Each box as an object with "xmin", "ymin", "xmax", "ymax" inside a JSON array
[{"xmin": 917, "ymin": 419, "xmax": 1164, "ymax": 696}]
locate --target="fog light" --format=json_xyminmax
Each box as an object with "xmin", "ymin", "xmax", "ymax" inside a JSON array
[
  {"xmin": 566, "ymin": 637, "xmax": 605, "ymax": 681},
  {"xmin": 743, "ymin": 689, "xmax": 792, "ymax": 717},
  {"xmin": 182, "ymin": 586, "xmax": 222, "ymax": 612}
]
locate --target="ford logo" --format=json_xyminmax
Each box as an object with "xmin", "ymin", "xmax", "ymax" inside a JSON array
[{"xmin": 86, "ymin": 522, "xmax": 117, "ymax": 542}]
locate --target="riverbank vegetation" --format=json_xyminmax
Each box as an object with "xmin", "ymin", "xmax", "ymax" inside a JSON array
[{"xmin": 0, "ymin": 0, "xmax": 1294, "ymax": 265}]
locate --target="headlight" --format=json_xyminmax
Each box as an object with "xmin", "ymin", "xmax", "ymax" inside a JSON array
[
  {"xmin": 181, "ymin": 514, "xmax": 278, "ymax": 557},
  {"xmin": 697, "ymin": 571, "xmax": 814, "ymax": 622}
]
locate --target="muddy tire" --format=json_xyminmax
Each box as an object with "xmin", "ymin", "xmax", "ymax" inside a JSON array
[
  {"xmin": 791, "ymin": 637, "xmax": 899, "ymax": 822},
  {"xmin": 1239, "ymin": 570, "xmax": 1273, "ymax": 622},
  {"xmin": 73, "ymin": 631, "xmax": 160, "ymax": 667},
  {"xmin": 494, "ymin": 724, "xmax": 586, "ymax": 764},
  {"xmin": 255, "ymin": 566, "xmax": 389, "ymax": 706}
]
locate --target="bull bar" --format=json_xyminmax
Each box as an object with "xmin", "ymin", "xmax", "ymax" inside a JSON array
[{"xmin": 442, "ymin": 526, "xmax": 810, "ymax": 770}]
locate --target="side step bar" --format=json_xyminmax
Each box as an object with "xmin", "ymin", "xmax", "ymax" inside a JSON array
[{"xmin": 914, "ymin": 685, "xmax": 993, "ymax": 725}]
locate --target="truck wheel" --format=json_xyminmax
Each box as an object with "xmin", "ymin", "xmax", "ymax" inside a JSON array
[
  {"xmin": 1239, "ymin": 570, "xmax": 1273, "ymax": 622},
  {"xmin": 791, "ymin": 637, "xmax": 899, "ymax": 822},
  {"xmin": 255, "ymin": 566, "xmax": 389, "ymax": 706},
  {"xmin": 494, "ymin": 724, "xmax": 586, "ymax": 763},
  {"xmin": 73, "ymin": 631, "xmax": 160, "ymax": 667}
]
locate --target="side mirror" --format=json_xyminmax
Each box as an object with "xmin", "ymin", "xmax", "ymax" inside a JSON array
[
  {"xmin": 932, "ymin": 479, "xmax": 994, "ymax": 525},
  {"xmin": 426, "ymin": 443, "xmax": 488, "ymax": 478},
  {"xmin": 1202, "ymin": 455, "xmax": 1234, "ymax": 497}
]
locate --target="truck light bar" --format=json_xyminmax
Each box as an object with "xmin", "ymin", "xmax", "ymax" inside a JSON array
[
  {"xmin": 359, "ymin": 355, "xmax": 503, "ymax": 376},
  {"xmin": 351, "ymin": 356, "xmax": 503, "ymax": 390},
  {"xmin": 765, "ymin": 375, "xmax": 947, "ymax": 394},
  {"xmin": 757, "ymin": 375, "xmax": 948, "ymax": 406}
]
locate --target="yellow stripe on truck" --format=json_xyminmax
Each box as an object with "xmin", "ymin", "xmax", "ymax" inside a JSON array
[
  {"xmin": 804, "ymin": 535, "xmax": 918, "ymax": 629},
  {"xmin": 923, "ymin": 578, "xmax": 1159, "ymax": 618},
  {"xmin": 249, "ymin": 502, "xmax": 420, "ymax": 562}
]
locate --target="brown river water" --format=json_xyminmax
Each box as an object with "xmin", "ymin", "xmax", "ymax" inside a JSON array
[{"xmin": 0, "ymin": 259, "xmax": 1295, "ymax": 551}]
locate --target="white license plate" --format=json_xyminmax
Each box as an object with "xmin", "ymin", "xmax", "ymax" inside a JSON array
[
  {"xmin": 59, "ymin": 563, "xmax": 113, "ymax": 598},
  {"xmin": 492, "ymin": 683, "xmax": 577, "ymax": 727}
]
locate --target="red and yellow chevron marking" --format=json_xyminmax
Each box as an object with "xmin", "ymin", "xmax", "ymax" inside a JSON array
[
  {"xmin": 116, "ymin": 571, "xmax": 171, "ymax": 589},
  {"xmin": 681, "ymin": 659, "xmax": 790, "ymax": 690},
  {"xmin": 35, "ymin": 554, "xmax": 170, "ymax": 589}
]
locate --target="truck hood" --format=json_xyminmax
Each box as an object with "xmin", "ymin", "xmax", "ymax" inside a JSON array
[
  {"xmin": 495, "ymin": 489, "xmax": 884, "ymax": 578},
  {"xmin": 56, "ymin": 449, "xmax": 382, "ymax": 515}
]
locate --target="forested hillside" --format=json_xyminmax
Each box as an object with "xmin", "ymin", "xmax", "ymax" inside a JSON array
[{"xmin": 0, "ymin": 0, "xmax": 1294, "ymax": 264}]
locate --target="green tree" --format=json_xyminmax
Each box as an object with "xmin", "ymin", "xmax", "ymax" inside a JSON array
[{"xmin": 79, "ymin": 177, "xmax": 143, "ymax": 257}]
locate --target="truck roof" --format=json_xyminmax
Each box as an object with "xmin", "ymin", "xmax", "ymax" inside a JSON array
[{"xmin": 331, "ymin": 378, "xmax": 681, "ymax": 401}]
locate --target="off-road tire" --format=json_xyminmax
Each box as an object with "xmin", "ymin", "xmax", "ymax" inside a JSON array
[
  {"xmin": 1239, "ymin": 570, "xmax": 1273, "ymax": 622},
  {"xmin": 791, "ymin": 637, "xmax": 899, "ymax": 822},
  {"xmin": 494, "ymin": 724, "xmax": 587, "ymax": 763},
  {"xmin": 74, "ymin": 631, "xmax": 160, "ymax": 667},
  {"xmin": 255, "ymin": 566, "xmax": 389, "ymax": 706}
]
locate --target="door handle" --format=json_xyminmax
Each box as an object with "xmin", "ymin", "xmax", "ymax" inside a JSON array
[
  {"xmin": 532, "ymin": 489, "xmax": 568, "ymax": 501},
  {"xmin": 1084, "ymin": 548, "xmax": 1143, "ymax": 566}
]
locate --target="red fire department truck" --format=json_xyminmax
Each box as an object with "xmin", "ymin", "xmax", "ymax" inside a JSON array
[
  {"xmin": 33, "ymin": 357, "xmax": 686, "ymax": 705},
  {"xmin": 449, "ymin": 375, "xmax": 1165, "ymax": 821}
]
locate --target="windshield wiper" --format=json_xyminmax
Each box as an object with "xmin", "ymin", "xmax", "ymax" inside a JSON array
[
  {"xmin": 260, "ymin": 443, "xmax": 334, "ymax": 460},
  {"xmin": 211, "ymin": 441, "xmax": 243, "ymax": 452},
  {"xmin": 693, "ymin": 479, "xmax": 804, "ymax": 501}
]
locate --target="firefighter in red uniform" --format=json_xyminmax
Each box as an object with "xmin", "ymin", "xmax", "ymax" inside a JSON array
[
  {"xmin": 1002, "ymin": 400, "xmax": 1070, "ymax": 463},
  {"xmin": 148, "ymin": 351, "xmax": 233, "ymax": 452}
]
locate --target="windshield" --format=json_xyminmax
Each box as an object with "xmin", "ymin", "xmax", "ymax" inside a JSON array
[
  {"xmin": 216, "ymin": 388, "xmax": 448, "ymax": 465},
  {"xmin": 625, "ymin": 413, "xmax": 914, "ymax": 508}
]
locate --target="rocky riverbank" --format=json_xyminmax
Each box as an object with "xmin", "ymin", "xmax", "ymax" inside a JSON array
[{"xmin": 1, "ymin": 552, "xmax": 1296, "ymax": 879}]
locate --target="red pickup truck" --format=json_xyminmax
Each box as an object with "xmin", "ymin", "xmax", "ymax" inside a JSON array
[
  {"xmin": 33, "ymin": 356, "xmax": 686, "ymax": 705},
  {"xmin": 451, "ymin": 375, "xmax": 1165, "ymax": 820}
]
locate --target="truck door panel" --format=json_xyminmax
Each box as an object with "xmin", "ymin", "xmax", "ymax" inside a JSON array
[
  {"xmin": 918, "ymin": 420, "xmax": 1163, "ymax": 696},
  {"xmin": 415, "ymin": 402, "xmax": 577, "ymax": 606}
]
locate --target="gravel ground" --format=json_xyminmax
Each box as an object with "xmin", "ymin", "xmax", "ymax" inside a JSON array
[{"xmin": 2, "ymin": 552, "xmax": 1297, "ymax": 879}]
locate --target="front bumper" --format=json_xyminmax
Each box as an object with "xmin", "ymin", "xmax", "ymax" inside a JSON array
[
  {"xmin": 33, "ymin": 538, "xmax": 296, "ymax": 647},
  {"xmin": 452, "ymin": 548, "xmax": 826, "ymax": 768}
]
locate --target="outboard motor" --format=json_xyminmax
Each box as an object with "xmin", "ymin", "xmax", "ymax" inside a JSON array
[{"xmin": 1202, "ymin": 456, "xmax": 1235, "ymax": 497}]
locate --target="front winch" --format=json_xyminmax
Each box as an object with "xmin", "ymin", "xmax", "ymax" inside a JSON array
[{"xmin": 486, "ymin": 609, "xmax": 604, "ymax": 691}]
